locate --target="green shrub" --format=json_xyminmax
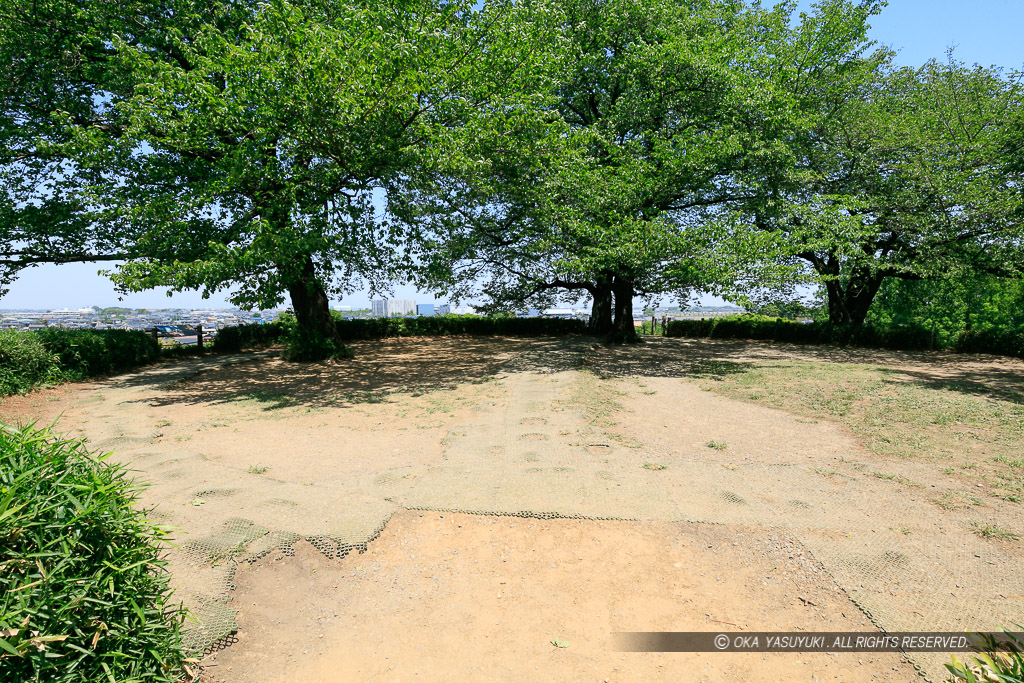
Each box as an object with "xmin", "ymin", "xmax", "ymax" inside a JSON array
[
  {"xmin": 329, "ymin": 314, "xmax": 586, "ymax": 340},
  {"xmin": 945, "ymin": 627, "xmax": 1024, "ymax": 683},
  {"xmin": 0, "ymin": 329, "xmax": 161, "ymax": 396},
  {"xmin": 211, "ymin": 321, "xmax": 291, "ymax": 353},
  {"xmin": 664, "ymin": 314, "xmax": 1023, "ymax": 358},
  {"xmin": 955, "ymin": 328, "xmax": 1024, "ymax": 358},
  {"xmin": 159, "ymin": 343, "xmax": 205, "ymax": 360},
  {"xmin": 35, "ymin": 329, "xmax": 160, "ymax": 380},
  {"xmin": 0, "ymin": 330, "xmax": 58, "ymax": 395},
  {"xmin": 0, "ymin": 423, "xmax": 185, "ymax": 682},
  {"xmin": 213, "ymin": 314, "xmax": 586, "ymax": 356},
  {"xmin": 280, "ymin": 326, "xmax": 354, "ymax": 362}
]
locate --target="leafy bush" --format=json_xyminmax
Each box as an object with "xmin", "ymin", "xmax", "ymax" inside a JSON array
[
  {"xmin": 0, "ymin": 423, "xmax": 186, "ymax": 682},
  {"xmin": 35, "ymin": 328, "xmax": 160, "ymax": 380},
  {"xmin": 0, "ymin": 329, "xmax": 160, "ymax": 396},
  {"xmin": 954, "ymin": 328, "xmax": 1024, "ymax": 358},
  {"xmin": 213, "ymin": 314, "xmax": 586, "ymax": 357},
  {"xmin": 210, "ymin": 321, "xmax": 291, "ymax": 353},
  {"xmin": 329, "ymin": 314, "xmax": 586, "ymax": 340},
  {"xmin": 0, "ymin": 330, "xmax": 58, "ymax": 396},
  {"xmin": 945, "ymin": 627, "xmax": 1024, "ymax": 683},
  {"xmin": 280, "ymin": 326, "xmax": 354, "ymax": 362},
  {"xmin": 664, "ymin": 314, "xmax": 1023, "ymax": 357}
]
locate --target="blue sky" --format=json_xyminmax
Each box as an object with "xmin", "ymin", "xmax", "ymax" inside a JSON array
[{"xmin": 5, "ymin": 0, "xmax": 1023, "ymax": 310}]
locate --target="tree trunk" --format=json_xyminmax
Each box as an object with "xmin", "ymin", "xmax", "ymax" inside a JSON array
[
  {"xmin": 825, "ymin": 279, "xmax": 850, "ymax": 324},
  {"xmin": 610, "ymin": 275, "xmax": 638, "ymax": 342},
  {"xmin": 825, "ymin": 272, "xmax": 884, "ymax": 325},
  {"xmin": 285, "ymin": 254, "xmax": 344, "ymax": 349},
  {"xmin": 589, "ymin": 273, "xmax": 613, "ymax": 334}
]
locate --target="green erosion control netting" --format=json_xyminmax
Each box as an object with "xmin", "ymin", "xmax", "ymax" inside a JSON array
[{"xmin": 52, "ymin": 339, "xmax": 1023, "ymax": 681}]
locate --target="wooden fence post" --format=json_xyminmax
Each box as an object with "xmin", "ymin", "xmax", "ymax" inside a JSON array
[
  {"xmin": 151, "ymin": 327, "xmax": 159, "ymax": 343},
  {"xmin": 196, "ymin": 326, "xmax": 204, "ymax": 350}
]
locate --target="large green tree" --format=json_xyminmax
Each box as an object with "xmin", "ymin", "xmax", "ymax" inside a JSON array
[
  {"xmin": 747, "ymin": 55, "xmax": 1024, "ymax": 324},
  {"xmin": 1, "ymin": 0, "xmax": 558, "ymax": 354},
  {"xmin": 394, "ymin": 0, "xmax": 882, "ymax": 338}
]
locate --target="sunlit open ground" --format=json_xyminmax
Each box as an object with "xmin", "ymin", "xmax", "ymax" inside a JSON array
[{"xmin": 3, "ymin": 336, "xmax": 1022, "ymax": 681}]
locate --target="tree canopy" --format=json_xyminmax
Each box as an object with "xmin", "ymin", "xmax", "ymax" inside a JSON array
[
  {"xmin": 2, "ymin": 0, "xmax": 560, "ymax": 354},
  {"xmin": 392, "ymin": 0, "xmax": 893, "ymax": 337},
  {"xmin": 743, "ymin": 54, "xmax": 1024, "ymax": 323},
  {"xmin": 1, "ymin": 0, "xmax": 1021, "ymax": 351}
]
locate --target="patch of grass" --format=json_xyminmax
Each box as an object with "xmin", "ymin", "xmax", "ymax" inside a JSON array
[
  {"xmin": 683, "ymin": 358, "xmax": 1024, "ymax": 507},
  {"xmin": 0, "ymin": 423, "xmax": 185, "ymax": 679},
  {"xmin": 872, "ymin": 472, "xmax": 923, "ymax": 488},
  {"xmin": 994, "ymin": 455, "xmax": 1024, "ymax": 469},
  {"xmin": 155, "ymin": 419, "xmax": 173, "ymax": 428},
  {"xmin": 247, "ymin": 465, "xmax": 269, "ymax": 474},
  {"xmin": 970, "ymin": 521, "xmax": 1019, "ymax": 540},
  {"xmin": 687, "ymin": 359, "xmax": 752, "ymax": 381},
  {"xmin": 341, "ymin": 390, "xmax": 390, "ymax": 405},
  {"xmin": 993, "ymin": 492, "xmax": 1022, "ymax": 503},
  {"xmin": 559, "ymin": 370, "xmax": 624, "ymax": 428},
  {"xmin": 231, "ymin": 390, "xmax": 298, "ymax": 410},
  {"xmin": 642, "ymin": 463, "xmax": 667, "ymax": 471},
  {"xmin": 705, "ymin": 440, "xmax": 727, "ymax": 450},
  {"xmin": 933, "ymin": 490, "xmax": 983, "ymax": 510},
  {"xmin": 814, "ymin": 468, "xmax": 840, "ymax": 477},
  {"xmin": 606, "ymin": 431, "xmax": 642, "ymax": 449}
]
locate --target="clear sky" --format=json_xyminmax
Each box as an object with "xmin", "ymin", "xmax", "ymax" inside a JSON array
[{"xmin": 4, "ymin": 0, "xmax": 1022, "ymax": 310}]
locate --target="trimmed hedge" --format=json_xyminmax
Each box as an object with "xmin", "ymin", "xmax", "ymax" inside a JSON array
[
  {"xmin": 664, "ymin": 314, "xmax": 1024, "ymax": 357},
  {"xmin": 0, "ymin": 423, "xmax": 185, "ymax": 682},
  {"xmin": 332, "ymin": 314, "xmax": 587, "ymax": 340},
  {"xmin": 0, "ymin": 330, "xmax": 58, "ymax": 396},
  {"xmin": 34, "ymin": 328, "xmax": 160, "ymax": 379},
  {"xmin": 0, "ymin": 329, "xmax": 161, "ymax": 396},
  {"xmin": 210, "ymin": 321, "xmax": 289, "ymax": 353},
  {"xmin": 953, "ymin": 328, "xmax": 1024, "ymax": 358},
  {"xmin": 212, "ymin": 314, "xmax": 586, "ymax": 353}
]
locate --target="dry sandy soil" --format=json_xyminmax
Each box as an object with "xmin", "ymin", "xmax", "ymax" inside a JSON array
[
  {"xmin": 3, "ymin": 335, "xmax": 1022, "ymax": 682},
  {"xmin": 204, "ymin": 512, "xmax": 910, "ymax": 683}
]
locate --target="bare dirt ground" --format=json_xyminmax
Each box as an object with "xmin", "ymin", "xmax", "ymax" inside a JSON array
[
  {"xmin": 3, "ymin": 335, "xmax": 1022, "ymax": 682},
  {"xmin": 204, "ymin": 512, "xmax": 909, "ymax": 683}
]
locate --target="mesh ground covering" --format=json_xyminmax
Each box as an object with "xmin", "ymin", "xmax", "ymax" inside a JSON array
[{"xmin": 13, "ymin": 337, "xmax": 1022, "ymax": 681}]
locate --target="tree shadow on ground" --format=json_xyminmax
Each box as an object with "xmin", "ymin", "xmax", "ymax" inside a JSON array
[
  {"xmin": 137, "ymin": 336, "xmax": 596, "ymax": 410},
  {"xmin": 583, "ymin": 339, "xmax": 757, "ymax": 379},
  {"xmin": 876, "ymin": 367, "xmax": 1024, "ymax": 406},
  {"xmin": 114, "ymin": 335, "xmax": 1024, "ymax": 411},
  {"xmin": 590, "ymin": 337, "xmax": 1024, "ymax": 405}
]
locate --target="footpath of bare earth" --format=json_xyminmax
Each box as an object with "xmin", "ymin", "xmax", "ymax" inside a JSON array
[{"xmin": 3, "ymin": 335, "xmax": 1022, "ymax": 682}]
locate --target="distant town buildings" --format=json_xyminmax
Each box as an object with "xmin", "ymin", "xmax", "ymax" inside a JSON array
[
  {"xmin": 416, "ymin": 304, "xmax": 434, "ymax": 316},
  {"xmin": 371, "ymin": 299, "xmax": 417, "ymax": 317},
  {"xmin": 0, "ymin": 308, "xmax": 282, "ymax": 335}
]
